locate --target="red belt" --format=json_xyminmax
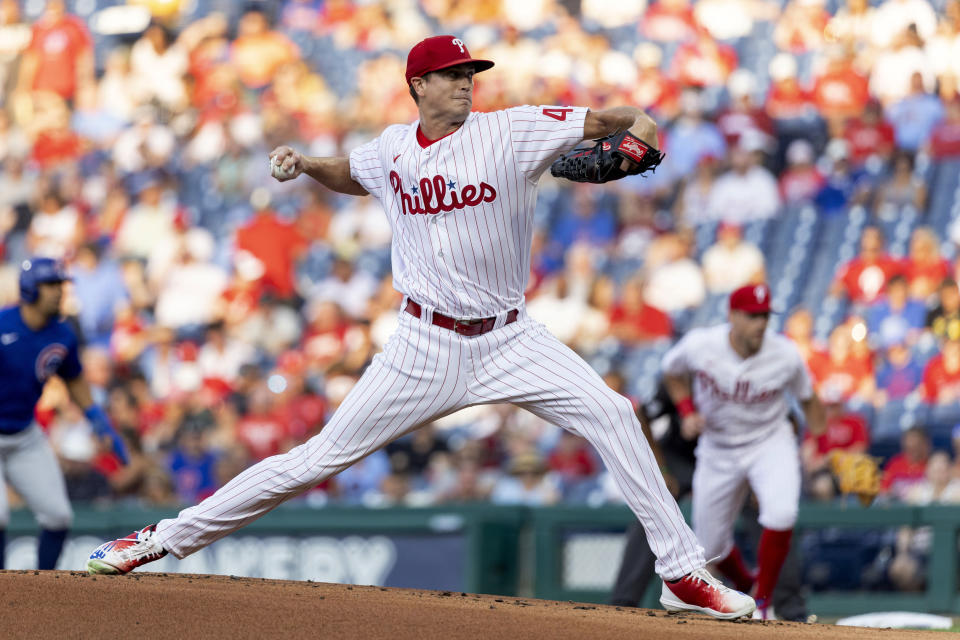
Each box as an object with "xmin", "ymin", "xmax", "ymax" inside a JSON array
[{"xmin": 404, "ymin": 299, "xmax": 518, "ymax": 337}]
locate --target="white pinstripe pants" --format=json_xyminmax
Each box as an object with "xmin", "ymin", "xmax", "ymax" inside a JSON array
[{"xmin": 155, "ymin": 309, "xmax": 705, "ymax": 580}]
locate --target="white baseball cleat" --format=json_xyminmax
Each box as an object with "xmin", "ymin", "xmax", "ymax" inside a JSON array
[
  {"xmin": 87, "ymin": 524, "xmax": 168, "ymax": 575},
  {"xmin": 660, "ymin": 567, "xmax": 757, "ymax": 620}
]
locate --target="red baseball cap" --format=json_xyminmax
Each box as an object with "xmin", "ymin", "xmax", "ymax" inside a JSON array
[
  {"xmin": 729, "ymin": 284, "xmax": 773, "ymax": 314},
  {"xmin": 405, "ymin": 35, "xmax": 494, "ymax": 85}
]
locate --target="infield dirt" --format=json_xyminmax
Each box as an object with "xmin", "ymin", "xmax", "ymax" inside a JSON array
[{"xmin": 0, "ymin": 571, "xmax": 948, "ymax": 639}]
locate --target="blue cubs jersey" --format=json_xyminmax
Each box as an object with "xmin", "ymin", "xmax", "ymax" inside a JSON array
[{"xmin": 0, "ymin": 306, "xmax": 82, "ymax": 434}]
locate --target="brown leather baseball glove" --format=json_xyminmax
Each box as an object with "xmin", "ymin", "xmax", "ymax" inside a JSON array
[{"xmin": 830, "ymin": 451, "xmax": 881, "ymax": 507}]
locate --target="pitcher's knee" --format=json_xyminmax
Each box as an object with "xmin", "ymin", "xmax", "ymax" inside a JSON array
[
  {"xmin": 599, "ymin": 394, "xmax": 639, "ymax": 426},
  {"xmin": 758, "ymin": 505, "xmax": 798, "ymax": 531}
]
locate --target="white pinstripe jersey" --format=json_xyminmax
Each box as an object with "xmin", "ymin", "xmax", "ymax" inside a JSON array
[
  {"xmin": 661, "ymin": 324, "xmax": 814, "ymax": 447},
  {"xmin": 349, "ymin": 105, "xmax": 588, "ymax": 318}
]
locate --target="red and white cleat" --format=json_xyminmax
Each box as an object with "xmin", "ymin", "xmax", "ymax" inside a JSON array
[
  {"xmin": 87, "ymin": 525, "xmax": 168, "ymax": 575},
  {"xmin": 660, "ymin": 568, "xmax": 757, "ymax": 620}
]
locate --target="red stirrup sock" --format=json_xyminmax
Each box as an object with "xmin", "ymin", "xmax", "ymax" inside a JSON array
[
  {"xmin": 754, "ymin": 528, "xmax": 793, "ymax": 603},
  {"xmin": 715, "ymin": 545, "xmax": 755, "ymax": 593}
]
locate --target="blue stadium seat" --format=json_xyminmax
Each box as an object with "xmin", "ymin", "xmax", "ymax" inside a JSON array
[
  {"xmin": 297, "ymin": 244, "xmax": 335, "ymax": 285},
  {"xmin": 694, "ymin": 221, "xmax": 719, "ymax": 258},
  {"xmin": 872, "ymin": 399, "xmax": 909, "ymax": 442},
  {"xmin": 926, "ymin": 403, "xmax": 960, "ymax": 435},
  {"xmin": 845, "ymin": 397, "xmax": 875, "ymax": 429},
  {"xmin": 911, "ymin": 336, "xmax": 940, "ymax": 368},
  {"xmin": 742, "ymin": 218, "xmax": 771, "ymax": 252}
]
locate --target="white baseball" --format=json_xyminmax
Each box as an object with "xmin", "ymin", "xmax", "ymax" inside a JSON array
[{"xmin": 270, "ymin": 155, "xmax": 298, "ymax": 181}]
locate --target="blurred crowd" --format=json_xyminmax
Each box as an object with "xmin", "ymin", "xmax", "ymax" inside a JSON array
[{"xmin": 2, "ymin": 0, "xmax": 960, "ymax": 521}]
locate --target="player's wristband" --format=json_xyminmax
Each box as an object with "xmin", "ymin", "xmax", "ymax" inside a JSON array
[
  {"xmin": 84, "ymin": 405, "xmax": 112, "ymax": 436},
  {"xmin": 84, "ymin": 405, "xmax": 130, "ymax": 464},
  {"xmin": 676, "ymin": 397, "xmax": 696, "ymax": 418}
]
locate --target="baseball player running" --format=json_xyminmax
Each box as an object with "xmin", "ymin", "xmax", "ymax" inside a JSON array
[
  {"xmin": 661, "ymin": 284, "xmax": 825, "ymax": 619},
  {"xmin": 87, "ymin": 35, "xmax": 755, "ymax": 619},
  {"xmin": 0, "ymin": 258, "xmax": 128, "ymax": 570}
]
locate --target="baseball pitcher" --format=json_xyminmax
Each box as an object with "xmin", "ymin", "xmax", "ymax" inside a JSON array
[{"xmin": 87, "ymin": 36, "xmax": 755, "ymax": 619}]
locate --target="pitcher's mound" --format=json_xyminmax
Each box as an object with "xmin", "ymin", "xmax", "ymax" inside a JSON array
[{"xmin": 0, "ymin": 571, "xmax": 942, "ymax": 639}]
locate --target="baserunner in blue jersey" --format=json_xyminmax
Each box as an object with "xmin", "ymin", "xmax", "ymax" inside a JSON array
[{"xmin": 0, "ymin": 257, "xmax": 128, "ymax": 570}]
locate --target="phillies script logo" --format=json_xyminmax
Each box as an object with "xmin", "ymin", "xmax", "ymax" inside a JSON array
[
  {"xmin": 389, "ymin": 171, "xmax": 497, "ymax": 216},
  {"xmin": 694, "ymin": 370, "xmax": 778, "ymax": 405}
]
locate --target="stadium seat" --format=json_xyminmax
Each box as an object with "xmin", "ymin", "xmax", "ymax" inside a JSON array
[
  {"xmin": 873, "ymin": 399, "xmax": 909, "ymax": 442},
  {"xmin": 926, "ymin": 403, "xmax": 960, "ymax": 435}
]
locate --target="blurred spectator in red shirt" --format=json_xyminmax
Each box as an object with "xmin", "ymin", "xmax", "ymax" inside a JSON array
[
  {"xmin": 608, "ymin": 276, "xmax": 673, "ymax": 345},
  {"xmin": 765, "ymin": 53, "xmax": 818, "ymax": 121},
  {"xmin": 785, "ymin": 307, "xmax": 827, "ymax": 370},
  {"xmin": 716, "ymin": 70, "xmax": 775, "ymax": 148},
  {"xmin": 775, "ymin": 0, "xmax": 831, "ymax": 54},
  {"xmin": 16, "ymin": 0, "xmax": 93, "ymax": 102},
  {"xmin": 928, "ymin": 99, "xmax": 960, "ymax": 160},
  {"xmin": 272, "ymin": 350, "xmax": 326, "ymax": 442},
  {"xmin": 779, "ymin": 139, "xmax": 825, "ymax": 204},
  {"xmin": 830, "ymin": 226, "xmax": 902, "ymax": 305},
  {"xmin": 671, "ymin": 29, "xmax": 738, "ymax": 88},
  {"xmin": 29, "ymin": 91, "xmax": 82, "ymax": 170},
  {"xmin": 548, "ymin": 432, "xmax": 598, "ymax": 481},
  {"xmin": 843, "ymin": 100, "xmax": 895, "ymax": 167},
  {"xmin": 881, "ymin": 426, "xmax": 930, "ymax": 499},
  {"xmin": 802, "ymin": 390, "xmax": 869, "ymax": 476},
  {"xmin": 187, "ymin": 19, "xmax": 232, "ymax": 113},
  {"xmin": 812, "ymin": 46, "xmax": 870, "ymax": 125},
  {"xmin": 230, "ymin": 8, "xmax": 299, "ymax": 91},
  {"xmin": 317, "ymin": 0, "xmax": 358, "ymax": 34},
  {"xmin": 809, "ymin": 323, "xmax": 875, "ymax": 402},
  {"xmin": 236, "ymin": 383, "xmax": 288, "ymax": 461},
  {"xmin": 110, "ymin": 302, "xmax": 150, "ymax": 365},
  {"xmin": 642, "ymin": 0, "xmax": 699, "ymax": 42},
  {"xmin": 902, "ymin": 227, "xmax": 950, "ymax": 299},
  {"xmin": 921, "ymin": 338, "xmax": 960, "ymax": 404},
  {"xmin": 234, "ymin": 188, "xmax": 306, "ymax": 300},
  {"xmin": 302, "ymin": 300, "xmax": 350, "ymax": 372}
]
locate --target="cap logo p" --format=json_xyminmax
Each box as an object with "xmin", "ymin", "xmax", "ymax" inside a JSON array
[
  {"xmin": 452, "ymin": 38, "xmax": 465, "ymax": 53},
  {"xmin": 755, "ymin": 286, "xmax": 766, "ymax": 302}
]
